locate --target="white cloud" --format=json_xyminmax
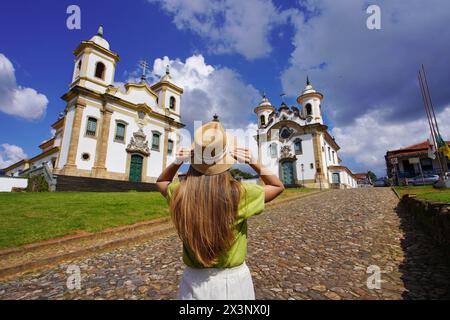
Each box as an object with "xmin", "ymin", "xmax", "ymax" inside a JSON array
[
  {"xmin": 332, "ymin": 106, "xmax": 450, "ymax": 176},
  {"xmin": 281, "ymin": 0, "xmax": 450, "ymax": 126},
  {"xmin": 148, "ymin": 0, "xmax": 292, "ymax": 59},
  {"xmin": 0, "ymin": 53, "xmax": 48, "ymax": 120},
  {"xmin": 0, "ymin": 143, "xmax": 27, "ymax": 169},
  {"xmin": 149, "ymin": 54, "xmax": 260, "ymax": 129}
]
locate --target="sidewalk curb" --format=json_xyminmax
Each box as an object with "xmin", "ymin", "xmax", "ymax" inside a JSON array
[
  {"xmin": 266, "ymin": 189, "xmax": 330, "ymax": 208},
  {"xmin": 391, "ymin": 187, "xmax": 402, "ymax": 200}
]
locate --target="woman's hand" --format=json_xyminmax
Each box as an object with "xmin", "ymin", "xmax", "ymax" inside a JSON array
[
  {"xmin": 175, "ymin": 148, "xmax": 193, "ymax": 165},
  {"xmin": 232, "ymin": 147, "xmax": 284, "ymax": 203},
  {"xmin": 231, "ymin": 147, "xmax": 256, "ymax": 164}
]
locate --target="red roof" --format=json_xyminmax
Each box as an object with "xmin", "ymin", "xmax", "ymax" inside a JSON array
[{"xmin": 387, "ymin": 140, "xmax": 450, "ymax": 157}]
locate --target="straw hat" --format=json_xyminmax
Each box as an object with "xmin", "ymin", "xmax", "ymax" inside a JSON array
[{"xmin": 190, "ymin": 115, "xmax": 236, "ymax": 175}]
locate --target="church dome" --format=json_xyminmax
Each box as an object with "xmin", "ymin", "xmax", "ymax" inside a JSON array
[
  {"xmin": 258, "ymin": 95, "xmax": 272, "ymax": 108},
  {"xmin": 158, "ymin": 65, "xmax": 172, "ymax": 82},
  {"xmin": 301, "ymin": 76, "xmax": 317, "ymax": 95},
  {"xmin": 89, "ymin": 26, "xmax": 110, "ymax": 50}
]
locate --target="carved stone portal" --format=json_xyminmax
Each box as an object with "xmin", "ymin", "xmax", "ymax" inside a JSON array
[
  {"xmin": 280, "ymin": 145, "xmax": 296, "ymax": 160},
  {"xmin": 126, "ymin": 128, "xmax": 150, "ymax": 156}
]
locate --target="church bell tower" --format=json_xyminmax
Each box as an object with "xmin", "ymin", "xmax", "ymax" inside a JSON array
[
  {"xmin": 297, "ymin": 76, "xmax": 324, "ymax": 125},
  {"xmin": 71, "ymin": 26, "xmax": 120, "ymax": 93}
]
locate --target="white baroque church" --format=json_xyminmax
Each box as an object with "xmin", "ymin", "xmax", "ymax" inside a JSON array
[
  {"xmin": 3, "ymin": 27, "xmax": 184, "ymax": 191},
  {"xmin": 254, "ymin": 78, "xmax": 357, "ymax": 189}
]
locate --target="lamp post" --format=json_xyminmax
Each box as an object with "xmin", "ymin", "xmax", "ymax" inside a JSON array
[{"xmin": 301, "ymin": 163, "xmax": 305, "ymax": 187}]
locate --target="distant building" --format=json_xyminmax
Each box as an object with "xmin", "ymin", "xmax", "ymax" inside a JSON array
[
  {"xmin": 254, "ymin": 78, "xmax": 357, "ymax": 189},
  {"xmin": 2, "ymin": 27, "xmax": 184, "ymax": 191},
  {"xmin": 353, "ymin": 173, "xmax": 373, "ymax": 187},
  {"xmin": 385, "ymin": 140, "xmax": 450, "ymax": 183}
]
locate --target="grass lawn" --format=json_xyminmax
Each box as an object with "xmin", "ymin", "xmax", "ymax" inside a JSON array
[
  {"xmin": 277, "ymin": 187, "xmax": 317, "ymax": 200},
  {"xmin": 0, "ymin": 192, "xmax": 168, "ymax": 249},
  {"xmin": 395, "ymin": 185, "xmax": 450, "ymax": 203}
]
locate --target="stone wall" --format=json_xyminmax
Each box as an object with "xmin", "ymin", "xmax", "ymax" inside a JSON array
[
  {"xmin": 399, "ymin": 195, "xmax": 450, "ymax": 250},
  {"xmin": 55, "ymin": 175, "xmax": 158, "ymax": 192}
]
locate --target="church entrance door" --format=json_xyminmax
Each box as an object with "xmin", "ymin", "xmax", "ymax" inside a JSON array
[
  {"xmin": 332, "ymin": 172, "xmax": 340, "ymax": 184},
  {"xmin": 129, "ymin": 154, "xmax": 143, "ymax": 182},
  {"xmin": 281, "ymin": 160, "xmax": 295, "ymax": 186}
]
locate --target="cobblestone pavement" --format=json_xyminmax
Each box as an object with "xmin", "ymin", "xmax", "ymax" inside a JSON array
[{"xmin": 1, "ymin": 188, "xmax": 450, "ymax": 300}]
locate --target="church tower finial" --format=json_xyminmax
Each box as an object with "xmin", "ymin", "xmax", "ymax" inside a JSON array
[
  {"xmin": 139, "ymin": 60, "xmax": 149, "ymax": 83},
  {"xmin": 166, "ymin": 65, "xmax": 170, "ymax": 75},
  {"xmin": 306, "ymin": 75, "xmax": 311, "ymax": 86},
  {"xmin": 97, "ymin": 25, "xmax": 104, "ymax": 37}
]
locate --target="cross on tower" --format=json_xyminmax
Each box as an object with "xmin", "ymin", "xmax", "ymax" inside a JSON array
[
  {"xmin": 280, "ymin": 93, "xmax": 286, "ymax": 103},
  {"xmin": 139, "ymin": 60, "xmax": 149, "ymax": 82},
  {"xmin": 261, "ymin": 90, "xmax": 266, "ymax": 99}
]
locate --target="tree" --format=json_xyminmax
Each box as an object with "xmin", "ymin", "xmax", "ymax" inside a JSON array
[
  {"xmin": 230, "ymin": 168, "xmax": 254, "ymax": 180},
  {"xmin": 367, "ymin": 171, "xmax": 377, "ymax": 182}
]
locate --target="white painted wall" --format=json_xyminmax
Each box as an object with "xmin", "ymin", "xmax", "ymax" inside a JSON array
[
  {"xmin": 75, "ymin": 105, "xmax": 101, "ymax": 170},
  {"xmin": 116, "ymin": 87, "xmax": 157, "ymax": 107},
  {"xmin": 0, "ymin": 177, "xmax": 28, "ymax": 192},
  {"xmin": 57, "ymin": 107, "xmax": 75, "ymax": 169}
]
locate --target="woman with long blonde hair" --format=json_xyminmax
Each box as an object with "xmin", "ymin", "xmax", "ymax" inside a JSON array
[{"xmin": 156, "ymin": 117, "xmax": 284, "ymax": 300}]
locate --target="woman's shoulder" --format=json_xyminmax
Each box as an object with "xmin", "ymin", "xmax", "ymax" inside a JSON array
[
  {"xmin": 239, "ymin": 183, "xmax": 265, "ymax": 204},
  {"xmin": 240, "ymin": 182, "xmax": 264, "ymax": 194}
]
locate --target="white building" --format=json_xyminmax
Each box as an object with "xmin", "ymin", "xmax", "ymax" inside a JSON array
[
  {"xmin": 255, "ymin": 78, "xmax": 357, "ymax": 189},
  {"xmin": 3, "ymin": 27, "xmax": 184, "ymax": 190}
]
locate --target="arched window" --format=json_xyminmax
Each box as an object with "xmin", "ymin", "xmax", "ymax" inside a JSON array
[
  {"xmin": 270, "ymin": 143, "xmax": 278, "ymax": 158},
  {"xmin": 260, "ymin": 115, "xmax": 266, "ymax": 126},
  {"xmin": 169, "ymin": 96, "xmax": 176, "ymax": 109},
  {"xmin": 94, "ymin": 62, "xmax": 106, "ymax": 79},
  {"xmin": 152, "ymin": 132, "xmax": 161, "ymax": 151},
  {"xmin": 85, "ymin": 117, "xmax": 97, "ymax": 137},
  {"xmin": 294, "ymin": 139, "xmax": 303, "ymax": 155},
  {"xmin": 77, "ymin": 60, "xmax": 82, "ymax": 71},
  {"xmin": 280, "ymin": 127, "xmax": 291, "ymax": 139},
  {"xmin": 305, "ymin": 103, "xmax": 312, "ymax": 116}
]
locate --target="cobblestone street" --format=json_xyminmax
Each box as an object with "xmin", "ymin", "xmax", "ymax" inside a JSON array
[{"xmin": 1, "ymin": 188, "xmax": 450, "ymax": 300}]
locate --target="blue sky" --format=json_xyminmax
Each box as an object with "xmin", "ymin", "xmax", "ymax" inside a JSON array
[{"xmin": 1, "ymin": 0, "xmax": 450, "ymax": 176}]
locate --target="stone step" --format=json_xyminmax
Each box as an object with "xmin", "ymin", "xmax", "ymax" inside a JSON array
[
  {"xmin": 0, "ymin": 222, "xmax": 175, "ymax": 280},
  {"xmin": 0, "ymin": 217, "xmax": 171, "ymax": 259}
]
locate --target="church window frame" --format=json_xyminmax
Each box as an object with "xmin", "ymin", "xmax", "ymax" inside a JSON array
[
  {"xmin": 85, "ymin": 116, "xmax": 98, "ymax": 138},
  {"xmin": 81, "ymin": 153, "xmax": 90, "ymax": 161},
  {"xmin": 260, "ymin": 115, "xmax": 266, "ymax": 126},
  {"xmin": 294, "ymin": 138, "xmax": 303, "ymax": 155},
  {"xmin": 328, "ymin": 147, "xmax": 331, "ymax": 161},
  {"xmin": 169, "ymin": 96, "xmax": 176, "ymax": 110},
  {"xmin": 151, "ymin": 131, "xmax": 162, "ymax": 151},
  {"xmin": 167, "ymin": 139, "xmax": 174, "ymax": 156},
  {"xmin": 114, "ymin": 120, "xmax": 128, "ymax": 144},
  {"xmin": 270, "ymin": 143, "xmax": 278, "ymax": 158},
  {"xmin": 280, "ymin": 127, "xmax": 291, "ymax": 140},
  {"xmin": 94, "ymin": 61, "xmax": 106, "ymax": 80},
  {"xmin": 305, "ymin": 103, "xmax": 313, "ymax": 116}
]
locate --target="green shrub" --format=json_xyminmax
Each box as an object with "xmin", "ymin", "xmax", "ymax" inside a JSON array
[{"xmin": 27, "ymin": 175, "xmax": 49, "ymax": 192}]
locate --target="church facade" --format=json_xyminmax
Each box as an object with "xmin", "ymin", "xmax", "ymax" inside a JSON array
[
  {"xmin": 254, "ymin": 79, "xmax": 357, "ymax": 189},
  {"xmin": 3, "ymin": 27, "xmax": 184, "ymax": 188}
]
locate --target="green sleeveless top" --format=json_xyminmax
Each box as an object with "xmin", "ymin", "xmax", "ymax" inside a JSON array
[{"xmin": 166, "ymin": 182, "xmax": 265, "ymax": 268}]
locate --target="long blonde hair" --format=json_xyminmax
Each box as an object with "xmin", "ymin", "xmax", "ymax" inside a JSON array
[{"xmin": 169, "ymin": 166, "xmax": 242, "ymax": 267}]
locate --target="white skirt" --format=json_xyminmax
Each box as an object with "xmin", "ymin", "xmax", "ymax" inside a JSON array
[{"xmin": 178, "ymin": 262, "xmax": 255, "ymax": 300}]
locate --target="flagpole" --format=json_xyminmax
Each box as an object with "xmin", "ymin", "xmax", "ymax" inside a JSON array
[{"xmin": 418, "ymin": 67, "xmax": 445, "ymax": 178}]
